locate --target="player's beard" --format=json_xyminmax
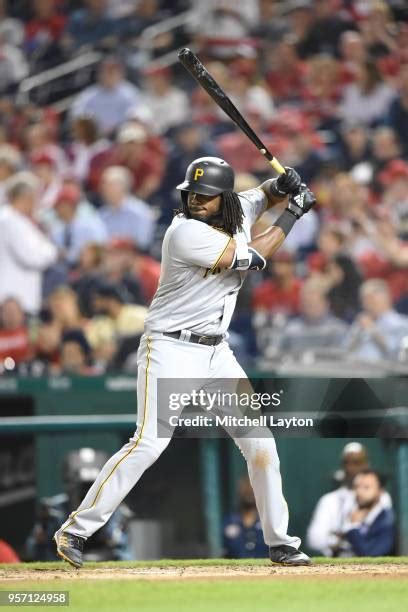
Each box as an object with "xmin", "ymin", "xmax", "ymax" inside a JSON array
[
  {"xmin": 189, "ymin": 207, "xmax": 225, "ymax": 230},
  {"xmin": 357, "ymin": 498, "xmax": 377, "ymax": 510}
]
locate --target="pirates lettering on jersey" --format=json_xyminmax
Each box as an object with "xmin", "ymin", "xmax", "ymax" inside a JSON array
[{"xmin": 203, "ymin": 266, "xmax": 222, "ymax": 278}]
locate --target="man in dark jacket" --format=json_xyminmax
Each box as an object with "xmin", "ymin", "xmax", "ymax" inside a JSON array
[
  {"xmin": 223, "ymin": 476, "xmax": 268, "ymax": 559},
  {"xmin": 342, "ymin": 469, "xmax": 395, "ymax": 556}
]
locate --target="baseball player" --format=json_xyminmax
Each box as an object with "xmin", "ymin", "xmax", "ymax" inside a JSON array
[{"xmin": 54, "ymin": 157, "xmax": 316, "ymax": 567}]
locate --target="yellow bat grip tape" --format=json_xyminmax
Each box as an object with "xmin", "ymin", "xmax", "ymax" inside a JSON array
[{"xmin": 269, "ymin": 158, "xmax": 286, "ymax": 175}]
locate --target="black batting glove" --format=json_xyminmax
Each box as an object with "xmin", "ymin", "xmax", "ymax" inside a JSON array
[
  {"xmin": 287, "ymin": 183, "xmax": 316, "ymax": 219},
  {"xmin": 269, "ymin": 166, "xmax": 302, "ymax": 198}
]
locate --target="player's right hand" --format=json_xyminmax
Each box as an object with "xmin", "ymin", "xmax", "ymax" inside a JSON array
[
  {"xmin": 268, "ymin": 167, "xmax": 302, "ymax": 198},
  {"xmin": 275, "ymin": 166, "xmax": 302, "ymax": 195},
  {"xmin": 287, "ymin": 183, "xmax": 316, "ymax": 219}
]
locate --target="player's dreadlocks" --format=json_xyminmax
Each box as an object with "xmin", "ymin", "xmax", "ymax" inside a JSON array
[{"xmin": 176, "ymin": 190, "xmax": 244, "ymax": 236}]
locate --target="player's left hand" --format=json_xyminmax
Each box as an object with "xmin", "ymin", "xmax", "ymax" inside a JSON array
[
  {"xmin": 275, "ymin": 167, "xmax": 302, "ymax": 196},
  {"xmin": 287, "ymin": 183, "xmax": 316, "ymax": 219}
]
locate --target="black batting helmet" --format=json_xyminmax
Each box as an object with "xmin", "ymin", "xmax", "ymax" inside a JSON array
[{"xmin": 176, "ymin": 156, "xmax": 234, "ymax": 196}]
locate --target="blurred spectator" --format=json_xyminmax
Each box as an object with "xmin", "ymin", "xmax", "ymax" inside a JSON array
[
  {"xmin": 338, "ymin": 123, "xmax": 371, "ymax": 172},
  {"xmin": 98, "ymin": 123, "xmax": 163, "ymax": 201},
  {"xmin": 24, "ymin": 123, "xmax": 67, "ymax": 177},
  {"xmin": 71, "ymin": 56, "xmax": 141, "ymax": 136},
  {"xmin": 70, "ymin": 243, "xmax": 106, "ymax": 318},
  {"xmin": 322, "ymin": 254, "xmax": 363, "ymax": 322},
  {"xmin": 0, "ymin": 172, "xmax": 57, "ymax": 314},
  {"xmin": 24, "ymin": 0, "xmax": 67, "ymax": 70},
  {"xmin": 359, "ymin": 1, "xmax": 398, "ymax": 59},
  {"xmin": 340, "ymin": 59, "xmax": 396, "ymax": 126},
  {"xmin": 132, "ymin": 244, "xmax": 161, "ymax": 304},
  {"xmin": 92, "ymin": 238, "xmax": 159, "ymax": 309},
  {"xmin": 341, "ymin": 469, "xmax": 395, "ymax": 557},
  {"xmin": 307, "ymin": 224, "xmax": 347, "ymax": 274},
  {"xmin": 30, "ymin": 150, "xmax": 62, "ymax": 214},
  {"xmin": 283, "ymin": 0, "xmax": 315, "ymax": 60},
  {"xmin": 223, "ymin": 476, "xmax": 268, "ymax": 559},
  {"xmin": 69, "ymin": 115, "xmax": 110, "ymax": 185},
  {"xmin": 378, "ymin": 160, "xmax": 408, "ymax": 234},
  {"xmin": 345, "ymin": 279, "xmax": 408, "ymax": 362},
  {"xmin": 106, "ymin": 0, "xmax": 137, "ymax": 19},
  {"xmin": 98, "ymin": 165, "xmax": 156, "ymax": 250},
  {"xmin": 190, "ymin": 0, "xmax": 259, "ymax": 43},
  {"xmin": 290, "ymin": 0, "xmax": 355, "ymax": 59},
  {"xmin": 64, "ymin": 0, "xmax": 118, "ymax": 50},
  {"xmin": 388, "ymin": 63, "xmax": 408, "ymax": 157},
  {"xmin": 322, "ymin": 174, "xmax": 369, "ymax": 233},
  {"xmin": 250, "ymin": 0, "xmax": 287, "ymax": 43},
  {"xmin": 25, "ymin": 317, "xmax": 61, "ymax": 376},
  {"xmin": 302, "ymin": 53, "xmax": 341, "ymax": 125},
  {"xmin": 228, "ymin": 59, "xmax": 274, "ymax": 123},
  {"xmin": 0, "ymin": 26, "xmax": 28, "ymax": 93},
  {"xmin": 252, "ymin": 251, "xmax": 302, "ymax": 317},
  {"xmin": 47, "ymin": 286, "xmax": 87, "ymax": 335},
  {"xmin": 26, "ymin": 448, "xmax": 133, "ymax": 561},
  {"xmin": 0, "ymin": 297, "xmax": 30, "ymax": 365},
  {"xmin": 0, "ymin": 144, "xmax": 21, "ymax": 204},
  {"xmin": 364, "ymin": 212, "xmax": 408, "ymax": 270},
  {"xmin": 371, "ymin": 126, "xmax": 401, "ymax": 175},
  {"xmin": 59, "ymin": 330, "xmax": 95, "ymax": 375},
  {"xmin": 165, "ymin": 123, "xmax": 218, "ymax": 181},
  {"xmin": 104, "ymin": 239, "xmax": 147, "ymax": 305},
  {"xmin": 307, "ymin": 442, "xmax": 392, "ymax": 557},
  {"xmin": 277, "ymin": 281, "xmax": 347, "ymax": 354},
  {"xmin": 0, "ymin": 0, "xmax": 23, "ymax": 47},
  {"xmin": 339, "ymin": 30, "xmax": 367, "ymax": 85},
  {"xmin": 140, "ymin": 66, "xmax": 190, "ymax": 135},
  {"xmin": 118, "ymin": 0, "xmax": 169, "ymax": 50},
  {"xmin": 265, "ymin": 36, "xmax": 307, "ymax": 104},
  {"xmin": 86, "ymin": 282, "xmax": 147, "ymax": 368},
  {"xmin": 50, "ymin": 184, "xmax": 107, "ymax": 266},
  {"xmin": 0, "ymin": 539, "xmax": 20, "ymax": 563}
]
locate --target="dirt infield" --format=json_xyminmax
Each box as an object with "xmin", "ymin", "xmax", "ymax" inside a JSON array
[{"xmin": 2, "ymin": 563, "xmax": 408, "ymax": 582}]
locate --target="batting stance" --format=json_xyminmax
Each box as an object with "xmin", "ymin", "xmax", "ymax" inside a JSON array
[{"xmin": 54, "ymin": 157, "xmax": 316, "ymax": 567}]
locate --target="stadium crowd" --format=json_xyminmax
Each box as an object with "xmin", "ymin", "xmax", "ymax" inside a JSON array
[{"xmin": 0, "ymin": 0, "xmax": 408, "ymax": 374}]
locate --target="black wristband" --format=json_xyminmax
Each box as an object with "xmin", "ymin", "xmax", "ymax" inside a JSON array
[{"xmin": 274, "ymin": 209, "xmax": 297, "ymax": 235}]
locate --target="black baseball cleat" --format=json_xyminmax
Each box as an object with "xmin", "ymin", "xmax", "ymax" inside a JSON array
[
  {"xmin": 269, "ymin": 545, "xmax": 312, "ymax": 566},
  {"xmin": 54, "ymin": 530, "xmax": 85, "ymax": 569}
]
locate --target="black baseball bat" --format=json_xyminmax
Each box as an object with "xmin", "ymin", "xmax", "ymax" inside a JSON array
[{"xmin": 178, "ymin": 48, "xmax": 285, "ymax": 175}]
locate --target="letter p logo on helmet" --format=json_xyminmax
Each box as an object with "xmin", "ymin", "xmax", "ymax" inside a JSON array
[{"xmin": 194, "ymin": 168, "xmax": 204, "ymax": 181}]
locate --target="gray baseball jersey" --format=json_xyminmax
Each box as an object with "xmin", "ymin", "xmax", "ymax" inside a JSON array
[{"xmin": 145, "ymin": 188, "xmax": 267, "ymax": 336}]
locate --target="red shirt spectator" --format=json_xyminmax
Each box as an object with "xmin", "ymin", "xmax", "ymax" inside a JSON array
[
  {"xmin": 0, "ymin": 539, "xmax": 20, "ymax": 563},
  {"xmin": 0, "ymin": 327, "xmax": 30, "ymax": 364},
  {"xmin": 252, "ymin": 252, "xmax": 302, "ymax": 316},
  {"xmin": 265, "ymin": 38, "xmax": 307, "ymax": 103},
  {"xmin": 134, "ymin": 254, "xmax": 161, "ymax": 304},
  {"xmin": 357, "ymin": 251, "xmax": 408, "ymax": 303},
  {"xmin": 0, "ymin": 298, "xmax": 30, "ymax": 364},
  {"xmin": 90, "ymin": 124, "xmax": 164, "ymax": 200},
  {"xmin": 106, "ymin": 238, "xmax": 161, "ymax": 305},
  {"xmin": 25, "ymin": 0, "xmax": 67, "ymax": 50},
  {"xmin": 253, "ymin": 277, "xmax": 302, "ymax": 314}
]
